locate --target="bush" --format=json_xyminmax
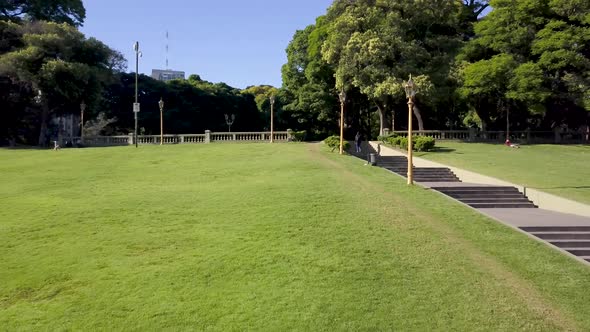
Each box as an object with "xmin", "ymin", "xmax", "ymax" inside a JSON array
[
  {"xmin": 324, "ymin": 135, "xmax": 350, "ymax": 152},
  {"xmin": 414, "ymin": 136, "xmax": 436, "ymax": 151},
  {"xmin": 291, "ymin": 130, "xmax": 307, "ymax": 142},
  {"xmin": 395, "ymin": 136, "xmax": 435, "ymax": 151},
  {"xmin": 399, "ymin": 137, "xmax": 408, "ymax": 150}
]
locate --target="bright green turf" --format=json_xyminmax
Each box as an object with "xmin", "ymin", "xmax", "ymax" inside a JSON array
[
  {"xmin": 1, "ymin": 144, "xmax": 589, "ymax": 330},
  {"xmin": 415, "ymin": 142, "xmax": 590, "ymax": 205}
]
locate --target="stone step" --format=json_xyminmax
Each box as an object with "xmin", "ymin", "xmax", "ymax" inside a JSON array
[
  {"xmin": 522, "ymin": 226, "xmax": 590, "ymax": 232},
  {"xmin": 550, "ymin": 240, "xmax": 590, "ymax": 248},
  {"xmin": 468, "ymin": 202, "xmax": 537, "ymax": 208},
  {"xmin": 385, "ymin": 169, "xmax": 456, "ymax": 174},
  {"xmin": 564, "ymin": 248, "xmax": 590, "ymax": 256},
  {"xmin": 439, "ymin": 191, "xmax": 523, "ymax": 197},
  {"xmin": 416, "ymin": 178, "xmax": 462, "ymax": 182},
  {"xmin": 434, "ymin": 187, "xmax": 520, "ymax": 193},
  {"xmin": 443, "ymin": 193, "xmax": 524, "ymax": 199},
  {"xmin": 531, "ymin": 232, "xmax": 590, "ymax": 240},
  {"xmin": 582, "ymin": 256, "xmax": 590, "ymax": 263},
  {"xmin": 461, "ymin": 197, "xmax": 532, "ymax": 203}
]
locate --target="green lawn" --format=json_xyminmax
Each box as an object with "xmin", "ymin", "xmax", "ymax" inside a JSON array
[
  {"xmin": 1, "ymin": 144, "xmax": 589, "ymax": 330},
  {"xmin": 416, "ymin": 142, "xmax": 590, "ymax": 205}
]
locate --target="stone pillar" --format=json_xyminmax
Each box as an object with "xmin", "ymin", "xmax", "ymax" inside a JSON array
[
  {"xmin": 128, "ymin": 133, "xmax": 134, "ymax": 145},
  {"xmin": 554, "ymin": 127, "xmax": 562, "ymax": 143},
  {"xmin": 525, "ymin": 128, "xmax": 531, "ymax": 144},
  {"xmin": 383, "ymin": 128, "xmax": 390, "ymax": 136},
  {"xmin": 180, "ymin": 135, "xmax": 184, "ymax": 144},
  {"xmin": 205, "ymin": 130, "xmax": 211, "ymax": 144},
  {"xmin": 468, "ymin": 127, "xmax": 476, "ymax": 142}
]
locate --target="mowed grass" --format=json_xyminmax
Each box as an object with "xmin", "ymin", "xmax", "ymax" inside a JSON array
[
  {"xmin": 1, "ymin": 143, "xmax": 589, "ymax": 330},
  {"xmin": 416, "ymin": 142, "xmax": 590, "ymax": 204}
]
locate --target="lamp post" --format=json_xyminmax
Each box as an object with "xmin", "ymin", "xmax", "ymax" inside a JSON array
[
  {"xmin": 269, "ymin": 95, "xmax": 275, "ymax": 143},
  {"xmin": 159, "ymin": 98, "xmax": 164, "ymax": 145},
  {"xmin": 133, "ymin": 41, "xmax": 142, "ymax": 148},
  {"xmin": 338, "ymin": 90, "xmax": 346, "ymax": 155},
  {"xmin": 80, "ymin": 101, "xmax": 86, "ymax": 143},
  {"xmin": 225, "ymin": 114, "xmax": 235, "ymax": 132},
  {"xmin": 404, "ymin": 75, "xmax": 417, "ymax": 185}
]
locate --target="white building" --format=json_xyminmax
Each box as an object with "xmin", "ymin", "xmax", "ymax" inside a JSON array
[{"xmin": 151, "ymin": 69, "xmax": 185, "ymax": 82}]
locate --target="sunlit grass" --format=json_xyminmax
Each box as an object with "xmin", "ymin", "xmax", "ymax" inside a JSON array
[{"xmin": 1, "ymin": 144, "xmax": 589, "ymax": 330}]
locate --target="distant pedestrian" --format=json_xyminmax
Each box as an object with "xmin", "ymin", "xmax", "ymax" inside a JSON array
[{"xmin": 355, "ymin": 132, "xmax": 362, "ymax": 153}]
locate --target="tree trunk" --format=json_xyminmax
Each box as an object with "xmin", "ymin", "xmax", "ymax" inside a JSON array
[
  {"xmin": 412, "ymin": 105, "xmax": 424, "ymax": 131},
  {"xmin": 37, "ymin": 103, "xmax": 50, "ymax": 147},
  {"xmin": 391, "ymin": 109, "xmax": 395, "ymax": 132},
  {"xmin": 376, "ymin": 103, "xmax": 385, "ymax": 136}
]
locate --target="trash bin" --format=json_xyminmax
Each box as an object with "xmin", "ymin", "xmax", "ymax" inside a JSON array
[{"xmin": 368, "ymin": 153, "xmax": 377, "ymax": 166}]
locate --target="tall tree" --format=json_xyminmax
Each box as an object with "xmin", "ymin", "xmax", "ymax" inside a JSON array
[
  {"xmin": 0, "ymin": 21, "xmax": 124, "ymax": 145},
  {"xmin": 460, "ymin": 0, "xmax": 590, "ymax": 130},
  {"xmin": 0, "ymin": 0, "xmax": 85, "ymax": 26}
]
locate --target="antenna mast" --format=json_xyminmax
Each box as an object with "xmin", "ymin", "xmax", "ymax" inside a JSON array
[{"xmin": 165, "ymin": 30, "xmax": 169, "ymax": 69}]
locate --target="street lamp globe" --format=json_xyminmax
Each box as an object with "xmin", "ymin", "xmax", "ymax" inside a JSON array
[
  {"xmin": 404, "ymin": 75, "xmax": 416, "ymax": 99},
  {"xmin": 158, "ymin": 98, "xmax": 164, "ymax": 111}
]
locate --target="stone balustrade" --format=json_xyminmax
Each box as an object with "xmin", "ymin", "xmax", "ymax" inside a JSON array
[
  {"xmin": 69, "ymin": 131, "xmax": 291, "ymax": 147},
  {"xmin": 389, "ymin": 129, "xmax": 589, "ymax": 144}
]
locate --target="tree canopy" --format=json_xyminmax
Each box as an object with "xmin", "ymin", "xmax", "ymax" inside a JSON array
[{"xmin": 0, "ymin": 0, "xmax": 86, "ymax": 26}]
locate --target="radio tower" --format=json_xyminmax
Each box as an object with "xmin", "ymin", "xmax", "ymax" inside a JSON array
[{"xmin": 165, "ymin": 30, "xmax": 169, "ymax": 69}]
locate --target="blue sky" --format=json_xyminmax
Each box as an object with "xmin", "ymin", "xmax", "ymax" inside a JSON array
[{"xmin": 81, "ymin": 0, "xmax": 334, "ymax": 89}]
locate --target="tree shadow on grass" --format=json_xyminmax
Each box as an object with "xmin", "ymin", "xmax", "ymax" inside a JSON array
[{"xmin": 415, "ymin": 147, "xmax": 458, "ymax": 157}]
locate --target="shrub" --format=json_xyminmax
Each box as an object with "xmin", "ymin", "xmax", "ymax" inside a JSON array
[
  {"xmin": 399, "ymin": 137, "xmax": 408, "ymax": 150},
  {"xmin": 414, "ymin": 136, "xmax": 436, "ymax": 151},
  {"xmin": 291, "ymin": 130, "xmax": 307, "ymax": 142},
  {"xmin": 324, "ymin": 135, "xmax": 350, "ymax": 152},
  {"xmin": 396, "ymin": 136, "xmax": 436, "ymax": 151}
]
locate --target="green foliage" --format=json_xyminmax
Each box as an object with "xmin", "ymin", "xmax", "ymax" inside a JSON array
[
  {"xmin": 0, "ymin": 21, "xmax": 125, "ymax": 145},
  {"xmin": 0, "ymin": 0, "xmax": 86, "ymax": 26},
  {"xmin": 383, "ymin": 136, "xmax": 435, "ymax": 151},
  {"xmin": 460, "ymin": 0, "xmax": 590, "ymax": 128},
  {"xmin": 414, "ymin": 136, "xmax": 436, "ymax": 152},
  {"xmin": 288, "ymin": 129, "xmax": 307, "ymax": 142},
  {"xmin": 324, "ymin": 135, "xmax": 349, "ymax": 152},
  {"xmin": 399, "ymin": 137, "xmax": 408, "ymax": 150}
]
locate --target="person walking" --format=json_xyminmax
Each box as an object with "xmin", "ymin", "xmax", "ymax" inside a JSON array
[{"xmin": 355, "ymin": 132, "xmax": 362, "ymax": 153}]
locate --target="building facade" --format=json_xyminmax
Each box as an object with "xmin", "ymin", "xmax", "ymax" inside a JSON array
[{"xmin": 151, "ymin": 69, "xmax": 185, "ymax": 82}]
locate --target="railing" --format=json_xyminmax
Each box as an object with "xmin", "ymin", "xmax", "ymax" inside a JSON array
[
  {"xmin": 66, "ymin": 131, "xmax": 291, "ymax": 147},
  {"xmin": 209, "ymin": 132, "xmax": 290, "ymax": 142},
  {"xmin": 390, "ymin": 130, "xmax": 589, "ymax": 144}
]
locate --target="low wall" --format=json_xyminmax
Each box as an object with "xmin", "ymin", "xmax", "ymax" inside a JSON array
[
  {"xmin": 65, "ymin": 131, "xmax": 291, "ymax": 147},
  {"xmin": 389, "ymin": 129, "xmax": 589, "ymax": 144}
]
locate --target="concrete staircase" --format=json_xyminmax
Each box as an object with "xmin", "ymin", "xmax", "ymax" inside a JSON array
[
  {"xmin": 378, "ymin": 156, "xmax": 461, "ymax": 182},
  {"xmin": 520, "ymin": 226, "xmax": 590, "ymax": 263},
  {"xmin": 433, "ymin": 186, "xmax": 537, "ymax": 208}
]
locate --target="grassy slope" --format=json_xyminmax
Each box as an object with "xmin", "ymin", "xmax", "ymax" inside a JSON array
[
  {"xmin": 415, "ymin": 142, "xmax": 590, "ymax": 204},
  {"xmin": 0, "ymin": 144, "xmax": 589, "ymax": 330}
]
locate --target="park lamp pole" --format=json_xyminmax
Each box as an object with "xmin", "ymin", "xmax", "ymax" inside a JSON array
[
  {"xmin": 133, "ymin": 41, "xmax": 142, "ymax": 148},
  {"xmin": 404, "ymin": 75, "xmax": 417, "ymax": 185},
  {"xmin": 159, "ymin": 98, "xmax": 164, "ymax": 145},
  {"xmin": 270, "ymin": 95, "xmax": 275, "ymax": 143},
  {"xmin": 339, "ymin": 90, "xmax": 346, "ymax": 155},
  {"xmin": 80, "ymin": 101, "xmax": 86, "ymax": 143}
]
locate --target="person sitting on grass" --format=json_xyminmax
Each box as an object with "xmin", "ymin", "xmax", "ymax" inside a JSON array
[{"xmin": 505, "ymin": 139, "xmax": 519, "ymax": 148}]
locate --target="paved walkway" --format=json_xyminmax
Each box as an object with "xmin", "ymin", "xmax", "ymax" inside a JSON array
[{"xmin": 354, "ymin": 142, "xmax": 590, "ymax": 266}]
